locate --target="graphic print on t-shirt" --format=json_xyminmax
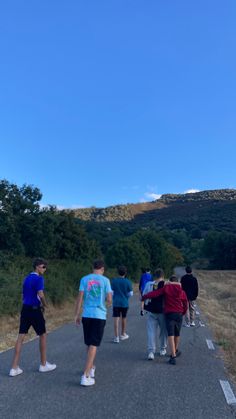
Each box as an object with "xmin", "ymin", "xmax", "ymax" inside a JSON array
[{"xmin": 87, "ymin": 279, "xmax": 102, "ymax": 300}]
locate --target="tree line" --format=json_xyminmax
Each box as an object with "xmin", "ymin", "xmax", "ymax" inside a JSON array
[{"xmin": 1, "ymin": 179, "xmax": 236, "ymax": 316}]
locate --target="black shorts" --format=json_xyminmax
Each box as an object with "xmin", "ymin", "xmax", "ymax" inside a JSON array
[
  {"xmin": 19, "ymin": 305, "xmax": 46, "ymax": 336},
  {"xmin": 165, "ymin": 313, "xmax": 183, "ymax": 337},
  {"xmin": 82, "ymin": 317, "xmax": 106, "ymax": 347},
  {"xmin": 113, "ymin": 307, "xmax": 128, "ymax": 318}
]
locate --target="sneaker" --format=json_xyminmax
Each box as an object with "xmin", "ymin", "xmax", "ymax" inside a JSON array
[
  {"xmin": 113, "ymin": 336, "xmax": 119, "ymax": 343},
  {"xmin": 80, "ymin": 374, "xmax": 95, "ymax": 386},
  {"xmin": 140, "ymin": 310, "xmax": 144, "ymax": 316},
  {"xmin": 148, "ymin": 352, "xmax": 154, "ymax": 360},
  {"xmin": 160, "ymin": 349, "xmax": 167, "ymax": 356},
  {"xmin": 90, "ymin": 366, "xmax": 96, "ymax": 378},
  {"xmin": 190, "ymin": 321, "xmax": 195, "ymax": 327},
  {"xmin": 176, "ymin": 349, "xmax": 182, "ymax": 357},
  {"xmin": 168, "ymin": 356, "xmax": 176, "ymax": 365},
  {"xmin": 39, "ymin": 361, "xmax": 57, "ymax": 373},
  {"xmin": 9, "ymin": 367, "xmax": 23, "ymax": 377},
  {"xmin": 120, "ymin": 333, "xmax": 129, "ymax": 341},
  {"xmin": 183, "ymin": 323, "xmax": 190, "ymax": 327}
]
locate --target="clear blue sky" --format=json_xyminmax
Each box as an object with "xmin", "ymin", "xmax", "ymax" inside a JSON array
[{"xmin": 0, "ymin": 1, "xmax": 235, "ymax": 208}]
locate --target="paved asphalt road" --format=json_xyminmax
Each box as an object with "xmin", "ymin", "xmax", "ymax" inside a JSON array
[{"xmin": 0, "ymin": 285, "xmax": 236, "ymax": 418}]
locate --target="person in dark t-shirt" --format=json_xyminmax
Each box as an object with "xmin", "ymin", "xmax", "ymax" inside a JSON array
[{"xmin": 181, "ymin": 266, "xmax": 199, "ymax": 327}]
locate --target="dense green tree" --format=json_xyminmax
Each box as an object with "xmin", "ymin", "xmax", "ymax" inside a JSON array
[
  {"xmin": 133, "ymin": 230, "xmax": 183, "ymax": 276},
  {"xmin": 203, "ymin": 231, "xmax": 236, "ymax": 269},
  {"xmin": 105, "ymin": 237, "xmax": 149, "ymax": 279},
  {"xmin": 105, "ymin": 231, "xmax": 184, "ymax": 279},
  {"xmin": 0, "ymin": 180, "xmax": 100, "ymax": 262}
]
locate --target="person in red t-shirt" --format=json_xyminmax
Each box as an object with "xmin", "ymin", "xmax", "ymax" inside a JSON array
[{"xmin": 142, "ymin": 275, "xmax": 188, "ymax": 365}]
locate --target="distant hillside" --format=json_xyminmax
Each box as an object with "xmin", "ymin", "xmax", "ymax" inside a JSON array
[{"xmin": 72, "ymin": 189, "xmax": 236, "ymax": 234}]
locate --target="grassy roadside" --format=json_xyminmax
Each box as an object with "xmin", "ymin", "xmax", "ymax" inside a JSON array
[
  {"xmin": 1, "ymin": 272, "xmax": 235, "ymax": 386},
  {"xmin": 0, "ymin": 300, "xmax": 75, "ymax": 352},
  {"xmin": 197, "ymin": 270, "xmax": 236, "ymax": 384}
]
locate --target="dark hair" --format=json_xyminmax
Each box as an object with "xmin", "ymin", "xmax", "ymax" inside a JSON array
[
  {"xmin": 154, "ymin": 268, "xmax": 164, "ymax": 279},
  {"xmin": 146, "ymin": 268, "xmax": 151, "ymax": 272},
  {"xmin": 93, "ymin": 259, "xmax": 105, "ymax": 270},
  {"xmin": 118, "ymin": 265, "xmax": 127, "ymax": 276},
  {"xmin": 185, "ymin": 266, "xmax": 192, "ymax": 274},
  {"xmin": 33, "ymin": 258, "xmax": 47, "ymax": 269},
  {"xmin": 169, "ymin": 275, "xmax": 178, "ymax": 282}
]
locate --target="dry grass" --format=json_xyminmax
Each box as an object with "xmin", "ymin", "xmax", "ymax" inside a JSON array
[
  {"xmin": 0, "ymin": 300, "xmax": 75, "ymax": 352},
  {"xmin": 1, "ymin": 274, "xmax": 235, "ymax": 384},
  {"xmin": 197, "ymin": 270, "xmax": 236, "ymax": 383}
]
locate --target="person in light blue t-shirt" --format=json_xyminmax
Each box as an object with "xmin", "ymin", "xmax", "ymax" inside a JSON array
[
  {"xmin": 75, "ymin": 259, "xmax": 112, "ymax": 387},
  {"xmin": 111, "ymin": 266, "xmax": 133, "ymax": 343}
]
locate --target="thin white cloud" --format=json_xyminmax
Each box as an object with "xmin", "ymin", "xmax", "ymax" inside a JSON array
[
  {"xmin": 40, "ymin": 203, "xmax": 85, "ymax": 210},
  {"xmin": 184, "ymin": 189, "xmax": 200, "ymax": 194},
  {"xmin": 140, "ymin": 191, "xmax": 162, "ymax": 202},
  {"xmin": 145, "ymin": 192, "xmax": 162, "ymax": 200}
]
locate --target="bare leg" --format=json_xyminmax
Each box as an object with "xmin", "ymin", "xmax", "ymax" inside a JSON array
[
  {"xmin": 84, "ymin": 345, "xmax": 97, "ymax": 377},
  {"xmin": 121, "ymin": 317, "xmax": 127, "ymax": 336},
  {"xmin": 86, "ymin": 346, "xmax": 95, "ymax": 369},
  {"xmin": 12, "ymin": 334, "xmax": 25, "ymax": 369},
  {"xmin": 114, "ymin": 317, "xmax": 119, "ymax": 337},
  {"xmin": 185, "ymin": 302, "xmax": 190, "ymax": 324},
  {"xmin": 174, "ymin": 336, "xmax": 180, "ymax": 352},
  {"xmin": 39, "ymin": 333, "xmax": 47, "ymax": 366},
  {"xmin": 168, "ymin": 336, "xmax": 176, "ymax": 357}
]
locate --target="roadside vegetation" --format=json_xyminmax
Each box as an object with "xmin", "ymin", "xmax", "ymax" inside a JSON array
[
  {"xmin": 1, "ymin": 179, "xmax": 236, "ymax": 382},
  {"xmin": 197, "ymin": 270, "xmax": 236, "ymax": 383}
]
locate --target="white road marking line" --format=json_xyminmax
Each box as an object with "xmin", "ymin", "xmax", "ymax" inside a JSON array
[
  {"xmin": 220, "ymin": 380, "xmax": 236, "ymax": 405},
  {"xmin": 206, "ymin": 339, "xmax": 215, "ymax": 350}
]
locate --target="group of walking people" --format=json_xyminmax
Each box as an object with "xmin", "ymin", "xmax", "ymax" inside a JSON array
[
  {"xmin": 139, "ymin": 267, "xmax": 198, "ymax": 364},
  {"xmin": 8, "ymin": 258, "xmax": 198, "ymax": 386}
]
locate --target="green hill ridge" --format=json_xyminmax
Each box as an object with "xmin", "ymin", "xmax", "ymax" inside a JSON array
[{"xmin": 72, "ymin": 189, "xmax": 236, "ymax": 234}]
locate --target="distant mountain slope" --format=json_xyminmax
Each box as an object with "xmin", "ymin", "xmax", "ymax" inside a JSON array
[{"xmin": 72, "ymin": 189, "xmax": 236, "ymax": 234}]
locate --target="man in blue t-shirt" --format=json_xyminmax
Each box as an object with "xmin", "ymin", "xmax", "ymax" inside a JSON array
[
  {"xmin": 111, "ymin": 266, "xmax": 133, "ymax": 343},
  {"xmin": 139, "ymin": 268, "xmax": 153, "ymax": 316},
  {"xmin": 9, "ymin": 258, "xmax": 56, "ymax": 377},
  {"xmin": 75, "ymin": 259, "xmax": 112, "ymax": 387}
]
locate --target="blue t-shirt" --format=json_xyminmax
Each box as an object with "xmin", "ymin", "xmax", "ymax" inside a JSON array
[
  {"xmin": 23, "ymin": 273, "xmax": 44, "ymax": 306},
  {"xmin": 111, "ymin": 277, "xmax": 133, "ymax": 308},
  {"xmin": 139, "ymin": 272, "xmax": 153, "ymax": 294},
  {"xmin": 79, "ymin": 273, "xmax": 112, "ymax": 320}
]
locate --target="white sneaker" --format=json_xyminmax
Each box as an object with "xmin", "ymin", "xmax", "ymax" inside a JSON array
[
  {"xmin": 190, "ymin": 321, "xmax": 195, "ymax": 327},
  {"xmin": 9, "ymin": 367, "xmax": 23, "ymax": 377},
  {"xmin": 113, "ymin": 336, "xmax": 119, "ymax": 343},
  {"xmin": 184, "ymin": 323, "xmax": 191, "ymax": 327},
  {"xmin": 90, "ymin": 366, "xmax": 96, "ymax": 378},
  {"xmin": 120, "ymin": 333, "xmax": 129, "ymax": 341},
  {"xmin": 80, "ymin": 374, "xmax": 95, "ymax": 386},
  {"xmin": 148, "ymin": 352, "xmax": 154, "ymax": 360},
  {"xmin": 39, "ymin": 361, "xmax": 57, "ymax": 373},
  {"xmin": 160, "ymin": 349, "xmax": 167, "ymax": 356}
]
